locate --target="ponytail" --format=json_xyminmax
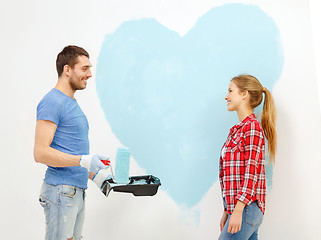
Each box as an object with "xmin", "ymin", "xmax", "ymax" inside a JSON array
[
  {"xmin": 232, "ymin": 75, "xmax": 277, "ymax": 164},
  {"xmin": 261, "ymin": 87, "xmax": 277, "ymax": 164}
]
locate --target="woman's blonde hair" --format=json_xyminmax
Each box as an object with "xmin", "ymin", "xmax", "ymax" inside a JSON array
[{"xmin": 232, "ymin": 75, "xmax": 277, "ymax": 164}]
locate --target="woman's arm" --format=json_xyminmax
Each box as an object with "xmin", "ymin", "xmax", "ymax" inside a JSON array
[
  {"xmin": 228, "ymin": 122, "xmax": 263, "ymax": 233},
  {"xmin": 236, "ymin": 121, "xmax": 263, "ymax": 204},
  {"xmin": 220, "ymin": 210, "xmax": 228, "ymax": 231},
  {"xmin": 228, "ymin": 200, "xmax": 246, "ymax": 234}
]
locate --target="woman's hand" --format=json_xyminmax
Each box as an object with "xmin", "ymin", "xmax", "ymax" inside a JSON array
[
  {"xmin": 220, "ymin": 210, "xmax": 228, "ymax": 231},
  {"xmin": 228, "ymin": 209, "xmax": 243, "ymax": 234},
  {"xmin": 228, "ymin": 200, "xmax": 246, "ymax": 234}
]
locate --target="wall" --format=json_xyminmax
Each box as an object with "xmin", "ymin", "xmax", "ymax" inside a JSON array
[{"xmin": 0, "ymin": 0, "xmax": 320, "ymax": 239}]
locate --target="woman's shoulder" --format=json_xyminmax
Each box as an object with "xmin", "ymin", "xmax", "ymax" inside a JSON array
[{"xmin": 242, "ymin": 115, "xmax": 263, "ymax": 132}]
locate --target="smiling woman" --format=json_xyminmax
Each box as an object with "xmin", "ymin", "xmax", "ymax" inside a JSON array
[{"xmin": 219, "ymin": 74, "xmax": 276, "ymax": 239}]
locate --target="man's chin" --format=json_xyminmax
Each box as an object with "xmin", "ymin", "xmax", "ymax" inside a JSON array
[{"xmin": 74, "ymin": 85, "xmax": 87, "ymax": 91}]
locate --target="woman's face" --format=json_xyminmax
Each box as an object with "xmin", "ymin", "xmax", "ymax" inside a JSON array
[{"xmin": 225, "ymin": 81, "xmax": 244, "ymax": 112}]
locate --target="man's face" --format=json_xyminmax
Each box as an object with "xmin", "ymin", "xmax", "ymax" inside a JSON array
[{"xmin": 68, "ymin": 55, "xmax": 92, "ymax": 91}]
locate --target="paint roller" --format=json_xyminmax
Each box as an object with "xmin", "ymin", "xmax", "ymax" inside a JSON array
[{"xmin": 100, "ymin": 147, "xmax": 161, "ymax": 197}]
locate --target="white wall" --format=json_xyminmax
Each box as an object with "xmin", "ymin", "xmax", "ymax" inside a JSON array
[
  {"xmin": 310, "ymin": 0, "xmax": 321, "ymax": 107},
  {"xmin": 0, "ymin": 0, "xmax": 320, "ymax": 239}
]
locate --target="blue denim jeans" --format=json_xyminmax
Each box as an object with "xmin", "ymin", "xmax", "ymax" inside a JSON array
[
  {"xmin": 218, "ymin": 201, "xmax": 264, "ymax": 240},
  {"xmin": 39, "ymin": 182, "xmax": 86, "ymax": 240}
]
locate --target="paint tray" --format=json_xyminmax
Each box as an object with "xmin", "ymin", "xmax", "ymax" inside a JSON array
[{"xmin": 101, "ymin": 175, "xmax": 161, "ymax": 197}]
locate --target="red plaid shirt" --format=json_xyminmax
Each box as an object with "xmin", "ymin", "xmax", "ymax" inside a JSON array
[{"xmin": 219, "ymin": 114, "xmax": 266, "ymax": 215}]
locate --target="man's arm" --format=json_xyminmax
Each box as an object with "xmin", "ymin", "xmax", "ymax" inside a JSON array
[{"xmin": 34, "ymin": 120, "xmax": 81, "ymax": 167}]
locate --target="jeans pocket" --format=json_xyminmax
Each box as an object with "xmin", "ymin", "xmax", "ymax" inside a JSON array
[
  {"xmin": 244, "ymin": 202, "xmax": 263, "ymax": 227},
  {"xmin": 59, "ymin": 185, "xmax": 77, "ymax": 198},
  {"xmin": 39, "ymin": 197, "xmax": 50, "ymax": 208}
]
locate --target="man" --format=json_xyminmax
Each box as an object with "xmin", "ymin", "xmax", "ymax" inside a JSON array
[{"xmin": 34, "ymin": 45, "xmax": 110, "ymax": 240}]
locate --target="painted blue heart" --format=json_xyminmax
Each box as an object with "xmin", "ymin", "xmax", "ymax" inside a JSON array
[{"xmin": 96, "ymin": 3, "xmax": 283, "ymax": 207}]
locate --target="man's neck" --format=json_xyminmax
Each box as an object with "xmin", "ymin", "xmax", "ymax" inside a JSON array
[{"xmin": 55, "ymin": 77, "xmax": 75, "ymax": 99}]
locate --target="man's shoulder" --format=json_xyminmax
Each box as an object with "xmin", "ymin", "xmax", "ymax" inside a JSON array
[
  {"xmin": 42, "ymin": 88, "xmax": 63, "ymax": 100},
  {"xmin": 37, "ymin": 90, "xmax": 65, "ymax": 118},
  {"xmin": 38, "ymin": 89, "xmax": 69, "ymax": 108}
]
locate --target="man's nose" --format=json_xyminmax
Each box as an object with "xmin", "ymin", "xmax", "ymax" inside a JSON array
[{"xmin": 87, "ymin": 70, "xmax": 92, "ymax": 78}]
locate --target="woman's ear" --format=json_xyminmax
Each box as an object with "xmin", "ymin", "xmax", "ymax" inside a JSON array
[{"xmin": 242, "ymin": 90, "xmax": 249, "ymax": 100}]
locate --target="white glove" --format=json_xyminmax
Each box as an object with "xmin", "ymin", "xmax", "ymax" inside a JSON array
[
  {"xmin": 92, "ymin": 168, "xmax": 112, "ymax": 189},
  {"xmin": 80, "ymin": 154, "xmax": 109, "ymax": 174}
]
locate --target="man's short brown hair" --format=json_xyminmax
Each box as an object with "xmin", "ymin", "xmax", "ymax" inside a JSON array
[{"xmin": 56, "ymin": 45, "xmax": 89, "ymax": 77}]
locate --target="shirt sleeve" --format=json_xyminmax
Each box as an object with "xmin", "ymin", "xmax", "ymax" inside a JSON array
[
  {"xmin": 37, "ymin": 95, "xmax": 61, "ymax": 125},
  {"xmin": 219, "ymin": 155, "xmax": 223, "ymax": 189},
  {"xmin": 219, "ymin": 155, "xmax": 227, "ymax": 210},
  {"xmin": 236, "ymin": 121, "xmax": 263, "ymax": 205}
]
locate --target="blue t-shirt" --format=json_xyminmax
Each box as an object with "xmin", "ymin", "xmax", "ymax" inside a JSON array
[{"xmin": 37, "ymin": 88, "xmax": 90, "ymax": 189}]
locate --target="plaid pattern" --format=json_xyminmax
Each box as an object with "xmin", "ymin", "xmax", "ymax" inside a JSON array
[{"xmin": 219, "ymin": 114, "xmax": 266, "ymax": 215}]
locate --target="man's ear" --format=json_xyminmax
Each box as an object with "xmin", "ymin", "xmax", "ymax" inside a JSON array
[{"xmin": 63, "ymin": 65, "xmax": 71, "ymax": 77}]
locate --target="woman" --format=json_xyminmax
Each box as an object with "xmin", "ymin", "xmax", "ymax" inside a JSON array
[{"xmin": 218, "ymin": 75, "xmax": 276, "ymax": 239}]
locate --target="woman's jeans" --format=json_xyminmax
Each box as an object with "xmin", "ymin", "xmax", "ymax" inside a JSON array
[
  {"xmin": 218, "ymin": 201, "xmax": 264, "ymax": 240},
  {"xmin": 39, "ymin": 182, "xmax": 86, "ymax": 240}
]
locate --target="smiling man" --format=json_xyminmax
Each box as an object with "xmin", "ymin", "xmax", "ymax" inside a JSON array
[{"xmin": 34, "ymin": 45, "xmax": 110, "ymax": 240}]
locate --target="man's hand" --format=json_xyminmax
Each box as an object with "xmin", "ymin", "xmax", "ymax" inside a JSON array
[
  {"xmin": 92, "ymin": 168, "xmax": 112, "ymax": 189},
  {"xmin": 80, "ymin": 155, "xmax": 109, "ymax": 173}
]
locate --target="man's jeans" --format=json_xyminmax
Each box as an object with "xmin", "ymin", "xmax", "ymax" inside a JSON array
[
  {"xmin": 39, "ymin": 182, "xmax": 86, "ymax": 240},
  {"xmin": 219, "ymin": 201, "xmax": 264, "ymax": 240}
]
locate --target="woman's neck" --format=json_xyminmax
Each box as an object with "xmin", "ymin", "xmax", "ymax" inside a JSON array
[{"xmin": 237, "ymin": 108, "xmax": 253, "ymax": 122}]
